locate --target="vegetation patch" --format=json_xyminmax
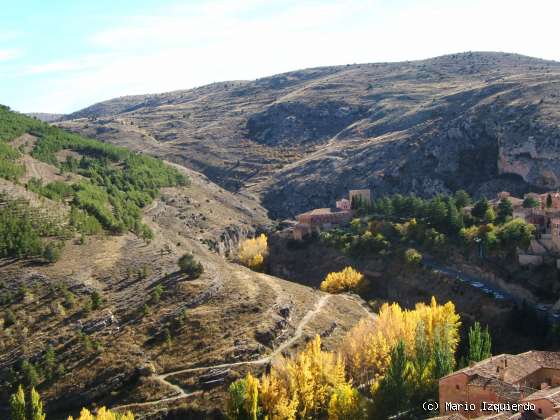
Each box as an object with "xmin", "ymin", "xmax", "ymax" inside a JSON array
[{"xmin": 0, "ymin": 105, "xmax": 189, "ymax": 246}]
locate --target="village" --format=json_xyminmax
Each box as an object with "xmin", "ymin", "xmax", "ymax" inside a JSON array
[
  {"xmin": 437, "ymin": 350, "xmax": 560, "ymax": 419},
  {"xmin": 289, "ymin": 188, "xmax": 560, "ymax": 270},
  {"xmin": 289, "ymin": 190, "xmax": 560, "ymax": 419}
]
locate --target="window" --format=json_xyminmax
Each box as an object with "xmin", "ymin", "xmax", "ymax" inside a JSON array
[
  {"xmin": 538, "ymin": 408, "xmax": 542, "ymax": 414},
  {"xmin": 456, "ymin": 385, "xmax": 460, "ymax": 390}
]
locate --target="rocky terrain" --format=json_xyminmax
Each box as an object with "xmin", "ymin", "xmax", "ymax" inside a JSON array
[{"xmin": 58, "ymin": 52, "xmax": 560, "ymax": 219}]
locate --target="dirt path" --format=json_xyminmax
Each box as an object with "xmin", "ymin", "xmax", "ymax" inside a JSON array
[{"xmin": 112, "ymin": 293, "xmax": 331, "ymax": 412}]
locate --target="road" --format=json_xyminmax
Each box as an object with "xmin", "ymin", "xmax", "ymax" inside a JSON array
[{"xmin": 421, "ymin": 257, "xmax": 560, "ymax": 322}]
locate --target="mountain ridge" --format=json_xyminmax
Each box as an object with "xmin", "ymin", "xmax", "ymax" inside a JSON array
[{"xmin": 57, "ymin": 51, "xmax": 560, "ymax": 218}]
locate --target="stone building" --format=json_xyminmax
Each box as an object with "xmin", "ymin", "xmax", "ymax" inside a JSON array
[
  {"xmin": 335, "ymin": 198, "xmax": 351, "ymax": 211},
  {"xmin": 439, "ymin": 351, "xmax": 560, "ymax": 419},
  {"xmin": 291, "ymin": 190, "xmax": 368, "ymax": 240}
]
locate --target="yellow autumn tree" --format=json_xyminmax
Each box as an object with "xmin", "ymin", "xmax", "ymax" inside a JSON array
[
  {"xmin": 320, "ymin": 267, "xmax": 364, "ymax": 294},
  {"xmin": 238, "ymin": 234, "xmax": 268, "ymax": 271},
  {"xmin": 244, "ymin": 373, "xmax": 259, "ymax": 420},
  {"xmin": 229, "ymin": 336, "xmax": 359, "ymax": 419},
  {"xmin": 341, "ymin": 297, "xmax": 460, "ymax": 390},
  {"xmin": 67, "ymin": 406, "xmax": 134, "ymax": 420},
  {"xmin": 327, "ymin": 383, "xmax": 361, "ymax": 420}
]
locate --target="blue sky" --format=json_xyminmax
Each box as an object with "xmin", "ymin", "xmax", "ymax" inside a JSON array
[{"xmin": 1, "ymin": 0, "xmax": 559, "ymax": 113}]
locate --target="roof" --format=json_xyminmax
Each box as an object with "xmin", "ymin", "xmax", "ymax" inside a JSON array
[
  {"xmin": 297, "ymin": 208, "xmax": 351, "ymax": 217},
  {"xmin": 443, "ymin": 351, "xmax": 560, "ymax": 384},
  {"xmin": 523, "ymin": 385, "xmax": 560, "ymax": 404},
  {"xmin": 467, "ymin": 375, "xmax": 533, "ymax": 402}
]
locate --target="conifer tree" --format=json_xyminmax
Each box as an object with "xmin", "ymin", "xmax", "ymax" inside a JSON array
[
  {"xmin": 468, "ymin": 322, "xmax": 492, "ymax": 363},
  {"xmin": 497, "ymin": 198, "xmax": 513, "ymax": 224},
  {"xmin": 454, "ymin": 190, "xmax": 471, "ymax": 209}
]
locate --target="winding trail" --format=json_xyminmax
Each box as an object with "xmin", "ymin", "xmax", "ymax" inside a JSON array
[{"xmin": 113, "ymin": 294, "xmax": 332, "ymax": 412}]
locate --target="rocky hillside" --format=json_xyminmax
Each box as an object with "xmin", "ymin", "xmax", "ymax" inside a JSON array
[
  {"xmin": 58, "ymin": 52, "xmax": 560, "ymax": 218},
  {"xmin": 0, "ymin": 107, "xmax": 373, "ymax": 418},
  {"xmin": 27, "ymin": 113, "xmax": 65, "ymax": 122}
]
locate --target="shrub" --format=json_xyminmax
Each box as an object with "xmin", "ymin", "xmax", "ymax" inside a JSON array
[
  {"xmin": 404, "ymin": 248, "xmax": 422, "ymax": 265},
  {"xmin": 43, "ymin": 242, "xmax": 63, "ymax": 263},
  {"xmin": 178, "ymin": 253, "xmax": 204, "ymax": 279},
  {"xmin": 91, "ymin": 291, "xmax": 103, "ymax": 310},
  {"xmin": 150, "ymin": 285, "xmax": 165, "ymax": 305},
  {"xmin": 4, "ymin": 309, "xmax": 16, "ymax": 327}
]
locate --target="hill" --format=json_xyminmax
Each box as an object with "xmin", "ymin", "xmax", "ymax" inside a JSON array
[
  {"xmin": 27, "ymin": 113, "xmax": 65, "ymax": 123},
  {"xmin": 58, "ymin": 52, "xmax": 560, "ymax": 219},
  {"xmin": 0, "ymin": 106, "xmax": 373, "ymax": 418}
]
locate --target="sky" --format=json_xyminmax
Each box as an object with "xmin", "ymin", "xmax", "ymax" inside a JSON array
[{"xmin": 1, "ymin": 0, "xmax": 559, "ymax": 114}]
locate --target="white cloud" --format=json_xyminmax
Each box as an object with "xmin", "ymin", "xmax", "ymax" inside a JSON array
[{"xmin": 12, "ymin": 0, "xmax": 560, "ymax": 113}]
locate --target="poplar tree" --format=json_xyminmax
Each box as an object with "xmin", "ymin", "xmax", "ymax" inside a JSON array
[
  {"xmin": 468, "ymin": 322, "xmax": 492, "ymax": 363},
  {"xmin": 9, "ymin": 385, "xmax": 26, "ymax": 420}
]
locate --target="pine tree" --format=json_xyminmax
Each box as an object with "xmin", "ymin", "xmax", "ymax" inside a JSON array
[
  {"xmin": 21, "ymin": 361, "xmax": 39, "ymax": 388},
  {"xmin": 43, "ymin": 345, "xmax": 56, "ymax": 380},
  {"xmin": 472, "ymin": 198, "xmax": 489, "ymax": 220},
  {"xmin": 446, "ymin": 199, "xmax": 464, "ymax": 234},
  {"xmin": 497, "ymin": 198, "xmax": 513, "ymax": 224},
  {"xmin": 547, "ymin": 193, "xmax": 553, "ymax": 208},
  {"xmin": 454, "ymin": 190, "xmax": 471, "ymax": 209}
]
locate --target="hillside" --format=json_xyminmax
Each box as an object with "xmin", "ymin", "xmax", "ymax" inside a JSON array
[
  {"xmin": 0, "ymin": 107, "xmax": 373, "ymax": 418},
  {"xmin": 27, "ymin": 113, "xmax": 65, "ymax": 123},
  {"xmin": 58, "ymin": 52, "xmax": 560, "ymax": 219}
]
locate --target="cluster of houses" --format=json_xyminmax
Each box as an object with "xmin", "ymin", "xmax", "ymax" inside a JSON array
[
  {"xmin": 292, "ymin": 189, "xmax": 372, "ymax": 240},
  {"xmin": 290, "ymin": 187, "xmax": 560, "ymax": 269},
  {"xmin": 479, "ymin": 191, "xmax": 560, "ymax": 268},
  {"xmin": 438, "ymin": 350, "xmax": 560, "ymax": 419}
]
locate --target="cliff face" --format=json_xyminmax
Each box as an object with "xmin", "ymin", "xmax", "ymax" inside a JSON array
[{"xmin": 59, "ymin": 52, "xmax": 560, "ymax": 218}]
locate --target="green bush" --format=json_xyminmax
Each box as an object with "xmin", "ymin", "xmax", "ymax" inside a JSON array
[
  {"xmin": 178, "ymin": 253, "xmax": 204, "ymax": 279},
  {"xmin": 43, "ymin": 242, "xmax": 64, "ymax": 263}
]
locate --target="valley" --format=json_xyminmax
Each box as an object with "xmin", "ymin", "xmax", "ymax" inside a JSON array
[{"xmin": 2, "ymin": 51, "xmax": 560, "ymax": 419}]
